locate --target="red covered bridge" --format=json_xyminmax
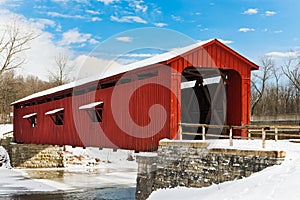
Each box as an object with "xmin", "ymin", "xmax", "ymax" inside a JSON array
[{"xmin": 12, "ymin": 39, "xmax": 259, "ymax": 151}]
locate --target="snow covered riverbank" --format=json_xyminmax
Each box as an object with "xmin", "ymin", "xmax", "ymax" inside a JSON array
[
  {"xmin": 0, "ymin": 124, "xmax": 13, "ymax": 139},
  {"xmin": 0, "ymin": 147, "xmax": 138, "ymax": 196},
  {"xmin": 149, "ymin": 140, "xmax": 300, "ymax": 200},
  {"xmin": 1, "ymin": 139, "xmax": 300, "ymax": 199}
]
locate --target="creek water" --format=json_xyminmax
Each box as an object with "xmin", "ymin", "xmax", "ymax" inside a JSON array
[
  {"xmin": 4, "ymin": 187, "xmax": 135, "ymax": 200},
  {"xmin": 0, "ymin": 168, "xmax": 137, "ymax": 200}
]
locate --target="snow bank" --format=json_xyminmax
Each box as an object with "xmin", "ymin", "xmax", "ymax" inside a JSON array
[
  {"xmin": 64, "ymin": 146, "xmax": 138, "ymax": 170},
  {"xmin": 0, "ymin": 124, "xmax": 13, "ymax": 139},
  {"xmin": 148, "ymin": 140, "xmax": 300, "ymax": 200},
  {"xmin": 0, "ymin": 146, "xmax": 11, "ymax": 169}
]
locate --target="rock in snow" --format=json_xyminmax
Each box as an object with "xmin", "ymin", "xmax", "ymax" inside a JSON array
[{"xmin": 0, "ymin": 146, "xmax": 11, "ymax": 169}]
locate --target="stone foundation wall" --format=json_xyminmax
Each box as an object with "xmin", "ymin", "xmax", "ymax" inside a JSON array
[
  {"xmin": 136, "ymin": 155, "xmax": 157, "ymax": 200},
  {"xmin": 0, "ymin": 138, "xmax": 64, "ymax": 168},
  {"xmin": 136, "ymin": 140, "xmax": 286, "ymax": 200}
]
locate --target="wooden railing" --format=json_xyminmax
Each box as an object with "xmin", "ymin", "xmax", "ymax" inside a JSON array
[{"xmin": 179, "ymin": 123, "xmax": 300, "ymax": 148}]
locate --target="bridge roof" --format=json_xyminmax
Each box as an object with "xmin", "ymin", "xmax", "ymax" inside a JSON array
[{"xmin": 12, "ymin": 39, "xmax": 259, "ymax": 105}]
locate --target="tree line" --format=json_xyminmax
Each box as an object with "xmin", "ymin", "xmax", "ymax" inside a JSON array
[{"xmin": 251, "ymin": 56, "xmax": 300, "ymax": 117}]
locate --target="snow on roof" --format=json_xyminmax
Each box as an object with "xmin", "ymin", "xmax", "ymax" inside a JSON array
[
  {"xmin": 79, "ymin": 101, "xmax": 103, "ymax": 110},
  {"xmin": 45, "ymin": 108, "xmax": 64, "ymax": 115},
  {"xmin": 12, "ymin": 40, "xmax": 213, "ymax": 105},
  {"xmin": 22, "ymin": 113, "xmax": 37, "ymax": 119}
]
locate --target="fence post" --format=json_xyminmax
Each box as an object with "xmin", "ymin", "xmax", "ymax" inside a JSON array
[
  {"xmin": 248, "ymin": 130, "xmax": 251, "ymax": 139},
  {"xmin": 275, "ymin": 127, "xmax": 278, "ymax": 142},
  {"xmin": 179, "ymin": 124, "xmax": 182, "ymax": 140},
  {"xmin": 202, "ymin": 125, "xmax": 206, "ymax": 141},
  {"xmin": 262, "ymin": 128, "xmax": 266, "ymax": 148},
  {"xmin": 229, "ymin": 127, "xmax": 233, "ymax": 146}
]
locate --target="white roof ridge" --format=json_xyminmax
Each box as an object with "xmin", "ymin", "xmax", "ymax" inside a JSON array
[{"xmin": 12, "ymin": 40, "xmax": 212, "ymax": 105}]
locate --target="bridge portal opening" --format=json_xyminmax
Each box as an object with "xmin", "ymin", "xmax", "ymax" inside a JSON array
[{"xmin": 181, "ymin": 67, "xmax": 227, "ymax": 140}]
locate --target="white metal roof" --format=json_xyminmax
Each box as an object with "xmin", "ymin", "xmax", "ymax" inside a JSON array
[
  {"xmin": 12, "ymin": 40, "xmax": 213, "ymax": 105},
  {"xmin": 22, "ymin": 113, "xmax": 37, "ymax": 119},
  {"xmin": 45, "ymin": 108, "xmax": 64, "ymax": 115},
  {"xmin": 79, "ymin": 101, "xmax": 103, "ymax": 110}
]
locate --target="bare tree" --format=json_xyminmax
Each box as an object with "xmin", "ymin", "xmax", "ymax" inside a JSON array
[
  {"xmin": 281, "ymin": 55, "xmax": 300, "ymax": 91},
  {"xmin": 0, "ymin": 71, "xmax": 19, "ymax": 122},
  {"xmin": 0, "ymin": 18, "xmax": 37, "ymax": 75},
  {"xmin": 281, "ymin": 55, "xmax": 300, "ymax": 113},
  {"xmin": 272, "ymin": 63, "xmax": 282, "ymax": 116},
  {"xmin": 48, "ymin": 52, "xmax": 73, "ymax": 86},
  {"xmin": 251, "ymin": 56, "xmax": 274, "ymax": 115}
]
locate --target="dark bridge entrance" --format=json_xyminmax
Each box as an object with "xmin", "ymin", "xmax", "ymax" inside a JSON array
[{"xmin": 181, "ymin": 67, "xmax": 227, "ymax": 139}]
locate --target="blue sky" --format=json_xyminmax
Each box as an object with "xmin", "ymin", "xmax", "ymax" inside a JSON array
[{"xmin": 1, "ymin": 0, "xmax": 299, "ymax": 79}]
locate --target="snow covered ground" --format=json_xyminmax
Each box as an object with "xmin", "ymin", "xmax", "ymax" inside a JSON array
[
  {"xmin": 1, "ymin": 139, "xmax": 300, "ymax": 199},
  {"xmin": 149, "ymin": 139, "xmax": 300, "ymax": 200},
  {"xmin": 0, "ymin": 124, "xmax": 13, "ymax": 139}
]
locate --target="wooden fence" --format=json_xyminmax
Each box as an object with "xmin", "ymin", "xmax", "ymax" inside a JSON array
[{"xmin": 179, "ymin": 123, "xmax": 300, "ymax": 148}]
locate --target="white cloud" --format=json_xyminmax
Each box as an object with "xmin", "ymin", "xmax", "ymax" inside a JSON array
[
  {"xmin": 265, "ymin": 11, "xmax": 277, "ymax": 16},
  {"xmin": 0, "ymin": 0, "xmax": 8, "ymax": 5},
  {"xmin": 196, "ymin": 39, "xmax": 233, "ymax": 45},
  {"xmin": 266, "ymin": 51, "xmax": 300, "ymax": 58},
  {"xmin": 89, "ymin": 38, "xmax": 100, "ymax": 44},
  {"xmin": 51, "ymin": 0, "xmax": 69, "ymax": 3},
  {"xmin": 47, "ymin": 11, "xmax": 85, "ymax": 19},
  {"xmin": 122, "ymin": 53, "xmax": 158, "ymax": 58},
  {"xmin": 25, "ymin": 32, "xmax": 73, "ymax": 80},
  {"xmin": 217, "ymin": 39, "xmax": 234, "ymax": 45},
  {"xmin": 0, "ymin": 9, "xmax": 74, "ymax": 80},
  {"xmin": 154, "ymin": 22, "xmax": 167, "ymax": 27},
  {"xmin": 129, "ymin": 0, "xmax": 148, "ymax": 13},
  {"xmin": 116, "ymin": 36, "xmax": 132, "ymax": 42},
  {"xmin": 85, "ymin": 10, "xmax": 102, "ymax": 15},
  {"xmin": 29, "ymin": 18, "xmax": 56, "ymax": 30},
  {"xmin": 73, "ymin": 54, "xmax": 123, "ymax": 79},
  {"xmin": 52, "ymin": 0, "xmax": 89, "ymax": 3},
  {"xmin": 171, "ymin": 14, "xmax": 183, "ymax": 22},
  {"xmin": 200, "ymin": 28, "xmax": 209, "ymax": 31},
  {"xmin": 90, "ymin": 17, "xmax": 102, "ymax": 22},
  {"xmin": 274, "ymin": 30, "xmax": 283, "ymax": 34},
  {"xmin": 56, "ymin": 23, "xmax": 62, "ymax": 32},
  {"xmin": 59, "ymin": 28, "xmax": 92, "ymax": 46},
  {"xmin": 97, "ymin": 0, "xmax": 118, "ymax": 5},
  {"xmin": 242, "ymin": 8, "xmax": 258, "ymax": 15},
  {"xmin": 110, "ymin": 15, "xmax": 147, "ymax": 24},
  {"xmin": 238, "ymin": 28, "xmax": 255, "ymax": 32}
]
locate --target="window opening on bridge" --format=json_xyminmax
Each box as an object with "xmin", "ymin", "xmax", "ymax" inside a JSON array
[
  {"xmin": 23, "ymin": 113, "xmax": 37, "ymax": 127},
  {"xmin": 79, "ymin": 102, "xmax": 104, "ymax": 122},
  {"xmin": 45, "ymin": 108, "xmax": 64, "ymax": 126}
]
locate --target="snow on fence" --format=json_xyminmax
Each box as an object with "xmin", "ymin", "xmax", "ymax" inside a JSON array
[{"xmin": 179, "ymin": 123, "xmax": 300, "ymax": 148}]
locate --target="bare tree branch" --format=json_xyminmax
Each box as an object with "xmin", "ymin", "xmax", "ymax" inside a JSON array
[
  {"xmin": 48, "ymin": 52, "xmax": 73, "ymax": 86},
  {"xmin": 281, "ymin": 54, "xmax": 300, "ymax": 91},
  {"xmin": 0, "ymin": 17, "xmax": 38, "ymax": 75},
  {"xmin": 251, "ymin": 56, "xmax": 274, "ymax": 115}
]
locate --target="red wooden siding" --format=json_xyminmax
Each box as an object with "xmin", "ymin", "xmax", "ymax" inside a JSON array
[{"xmin": 14, "ymin": 65, "xmax": 172, "ymax": 151}]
